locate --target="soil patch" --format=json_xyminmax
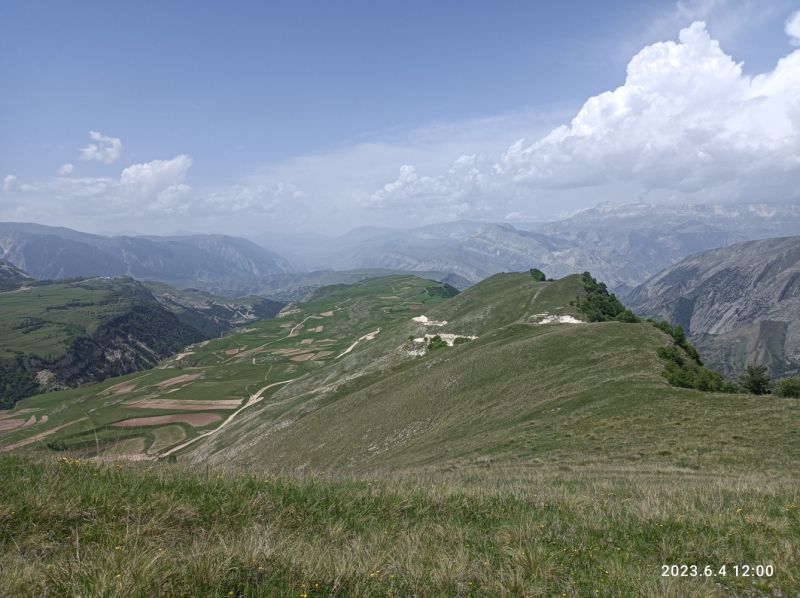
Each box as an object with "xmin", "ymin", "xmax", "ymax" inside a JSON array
[
  {"xmin": 380, "ymin": 296, "xmax": 401, "ymax": 300},
  {"xmin": 130, "ymin": 399, "xmax": 241, "ymax": 410},
  {"xmin": 290, "ymin": 353, "xmax": 315, "ymax": 362},
  {"xmin": 155, "ymin": 374, "xmax": 202, "ymax": 388},
  {"xmin": 288, "ymin": 324, "xmax": 304, "ymax": 337},
  {"xmin": 320, "ymin": 311, "xmax": 334, "ymax": 317},
  {"xmin": 106, "ymin": 382, "xmax": 137, "ymax": 395},
  {"xmin": 0, "ymin": 408, "xmax": 41, "ymax": 420},
  {"xmin": 225, "ymin": 348, "xmax": 241, "ymax": 355},
  {"xmin": 300, "ymin": 339, "xmax": 313, "ymax": 345},
  {"xmin": 280, "ymin": 323, "xmax": 292, "ymax": 328},
  {"xmin": 0, "ymin": 419, "xmax": 25, "ymax": 432},
  {"xmin": 409, "ymin": 306, "xmax": 429, "ymax": 311},
  {"xmin": 1, "ymin": 417, "xmax": 88, "ymax": 451},
  {"xmin": 114, "ymin": 414, "xmax": 222, "ymax": 428}
]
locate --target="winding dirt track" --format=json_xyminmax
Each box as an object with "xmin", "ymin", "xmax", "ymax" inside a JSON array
[{"xmin": 157, "ymin": 380, "xmax": 291, "ymax": 459}]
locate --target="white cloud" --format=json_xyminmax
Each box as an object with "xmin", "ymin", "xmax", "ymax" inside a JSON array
[
  {"xmin": 786, "ymin": 11, "xmax": 800, "ymax": 45},
  {"xmin": 1, "ymin": 153, "xmax": 308, "ymax": 228},
  {"xmin": 369, "ymin": 20, "xmax": 800, "ymax": 216},
  {"xmin": 204, "ymin": 182, "xmax": 306, "ymax": 215},
  {"xmin": 78, "ymin": 131, "xmax": 124, "ymax": 164},
  {"xmin": 59, "ymin": 163, "xmax": 76, "ymax": 176},
  {"xmin": 3, "ymin": 155, "xmax": 193, "ymax": 217},
  {"xmin": 3, "ymin": 175, "xmax": 21, "ymax": 194}
]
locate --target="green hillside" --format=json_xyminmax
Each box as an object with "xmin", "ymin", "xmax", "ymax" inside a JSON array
[
  {"xmin": 2, "ymin": 272, "xmax": 799, "ymax": 595},
  {"xmin": 0, "ymin": 280, "xmax": 205, "ymax": 406}
]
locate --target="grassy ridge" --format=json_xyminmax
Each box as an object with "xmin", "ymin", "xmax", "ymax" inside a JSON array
[{"xmin": 1, "ymin": 456, "xmax": 797, "ymax": 597}]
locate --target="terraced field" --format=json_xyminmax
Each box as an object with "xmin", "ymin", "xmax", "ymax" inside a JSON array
[{"xmin": 0, "ymin": 275, "xmax": 459, "ymax": 458}]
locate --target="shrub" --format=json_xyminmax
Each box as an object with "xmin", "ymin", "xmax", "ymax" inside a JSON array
[
  {"xmin": 529, "ymin": 268, "xmax": 546, "ymax": 282},
  {"xmin": 738, "ymin": 365, "xmax": 774, "ymax": 395},
  {"xmin": 574, "ymin": 272, "xmax": 640, "ymax": 323},
  {"xmin": 452, "ymin": 337, "xmax": 471, "ymax": 345},
  {"xmin": 0, "ymin": 362, "xmax": 40, "ymax": 409},
  {"xmin": 654, "ymin": 326, "xmax": 737, "ymax": 393},
  {"xmin": 424, "ymin": 284, "xmax": 460, "ymax": 299},
  {"xmin": 775, "ymin": 377, "xmax": 800, "ymax": 398},
  {"xmin": 426, "ymin": 336, "xmax": 448, "ymax": 352}
]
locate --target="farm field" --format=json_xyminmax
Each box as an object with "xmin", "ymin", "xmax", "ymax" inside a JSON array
[{"xmin": 0, "ymin": 275, "xmax": 459, "ymax": 458}]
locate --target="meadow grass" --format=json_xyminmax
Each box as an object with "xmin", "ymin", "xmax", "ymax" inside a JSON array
[{"xmin": 1, "ymin": 454, "xmax": 797, "ymax": 597}]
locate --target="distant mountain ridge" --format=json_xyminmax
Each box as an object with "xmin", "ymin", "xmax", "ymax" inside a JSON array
[
  {"xmin": 5, "ymin": 202, "xmax": 800, "ymax": 295},
  {"xmin": 625, "ymin": 235, "xmax": 800, "ymax": 378},
  {"xmin": 0, "ymin": 223, "xmax": 295, "ymax": 285},
  {"xmin": 252, "ymin": 203, "xmax": 800, "ymax": 288}
]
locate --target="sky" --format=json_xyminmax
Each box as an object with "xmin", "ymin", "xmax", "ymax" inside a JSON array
[{"xmin": 1, "ymin": 0, "xmax": 799, "ymax": 236}]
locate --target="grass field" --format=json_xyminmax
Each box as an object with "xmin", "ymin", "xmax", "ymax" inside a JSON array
[
  {"xmin": 0, "ymin": 455, "xmax": 797, "ymax": 597},
  {"xmin": 0, "ymin": 283, "xmax": 120, "ymax": 360}
]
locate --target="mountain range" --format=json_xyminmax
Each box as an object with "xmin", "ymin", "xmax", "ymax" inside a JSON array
[
  {"xmin": 255, "ymin": 202, "xmax": 800, "ymax": 288},
  {"xmin": 4, "ymin": 202, "xmax": 800, "ymax": 298},
  {"xmin": 625, "ymin": 235, "xmax": 800, "ymax": 378}
]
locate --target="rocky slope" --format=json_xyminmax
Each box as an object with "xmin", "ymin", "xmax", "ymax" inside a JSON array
[
  {"xmin": 0, "ymin": 259, "xmax": 34, "ymax": 292},
  {"xmin": 625, "ymin": 236, "xmax": 800, "ymax": 378}
]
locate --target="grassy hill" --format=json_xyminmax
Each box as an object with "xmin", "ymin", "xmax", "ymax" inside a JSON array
[
  {"xmin": 2, "ymin": 272, "xmax": 798, "ymax": 595},
  {"xmin": 0, "ymin": 280, "xmax": 206, "ymax": 405}
]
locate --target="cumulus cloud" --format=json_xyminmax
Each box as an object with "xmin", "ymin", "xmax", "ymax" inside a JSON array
[
  {"xmin": 3, "ymin": 155, "xmax": 193, "ymax": 217},
  {"xmin": 370, "ymin": 19, "xmax": 800, "ymax": 216},
  {"xmin": 59, "ymin": 163, "xmax": 76, "ymax": 176},
  {"xmin": 1, "ymin": 152, "xmax": 307, "ymax": 226},
  {"xmin": 78, "ymin": 131, "xmax": 124, "ymax": 164},
  {"xmin": 786, "ymin": 11, "xmax": 800, "ymax": 45}
]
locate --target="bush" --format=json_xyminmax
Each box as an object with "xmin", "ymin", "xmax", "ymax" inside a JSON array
[
  {"xmin": 424, "ymin": 284, "xmax": 460, "ymax": 299},
  {"xmin": 775, "ymin": 377, "xmax": 800, "ymax": 398},
  {"xmin": 738, "ymin": 365, "xmax": 774, "ymax": 395},
  {"xmin": 574, "ymin": 272, "xmax": 640, "ymax": 323},
  {"xmin": 0, "ymin": 362, "xmax": 40, "ymax": 409},
  {"xmin": 426, "ymin": 335, "xmax": 448, "ymax": 352},
  {"xmin": 529, "ymin": 268, "xmax": 546, "ymax": 282},
  {"xmin": 654, "ymin": 326, "xmax": 737, "ymax": 394},
  {"xmin": 452, "ymin": 337, "xmax": 471, "ymax": 345}
]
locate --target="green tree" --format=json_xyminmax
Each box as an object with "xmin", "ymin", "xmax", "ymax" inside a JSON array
[
  {"xmin": 775, "ymin": 377, "xmax": 800, "ymax": 398},
  {"xmin": 738, "ymin": 365, "xmax": 774, "ymax": 395},
  {"xmin": 529, "ymin": 268, "xmax": 546, "ymax": 282}
]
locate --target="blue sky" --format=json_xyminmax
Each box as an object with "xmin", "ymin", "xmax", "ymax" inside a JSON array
[{"xmin": 2, "ymin": 0, "xmax": 799, "ymax": 235}]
